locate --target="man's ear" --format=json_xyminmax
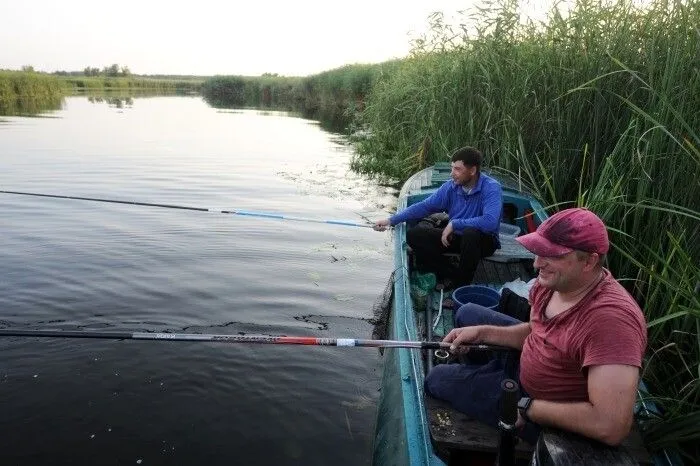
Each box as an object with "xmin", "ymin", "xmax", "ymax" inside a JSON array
[{"xmin": 585, "ymin": 252, "xmax": 601, "ymax": 271}]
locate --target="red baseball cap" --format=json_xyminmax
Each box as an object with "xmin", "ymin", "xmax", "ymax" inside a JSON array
[{"xmin": 516, "ymin": 208, "xmax": 609, "ymax": 257}]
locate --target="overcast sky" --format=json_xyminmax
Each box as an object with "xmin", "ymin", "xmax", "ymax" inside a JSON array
[{"xmin": 0, "ymin": 0, "xmax": 475, "ymax": 76}]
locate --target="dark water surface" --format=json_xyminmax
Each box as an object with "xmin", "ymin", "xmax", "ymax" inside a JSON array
[{"xmin": 0, "ymin": 96, "xmax": 397, "ymax": 465}]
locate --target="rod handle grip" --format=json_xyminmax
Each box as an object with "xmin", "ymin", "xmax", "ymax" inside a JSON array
[{"xmin": 500, "ymin": 378, "xmax": 519, "ymax": 426}]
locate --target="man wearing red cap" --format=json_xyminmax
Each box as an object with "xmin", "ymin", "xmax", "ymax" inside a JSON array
[{"xmin": 425, "ymin": 208, "xmax": 647, "ymax": 446}]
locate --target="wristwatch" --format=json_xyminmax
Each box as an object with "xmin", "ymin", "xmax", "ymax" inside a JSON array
[{"xmin": 517, "ymin": 397, "xmax": 533, "ymax": 421}]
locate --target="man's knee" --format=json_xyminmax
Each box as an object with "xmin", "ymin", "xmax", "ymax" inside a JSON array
[
  {"xmin": 406, "ymin": 225, "xmax": 421, "ymax": 246},
  {"xmin": 424, "ymin": 365, "xmax": 450, "ymax": 398},
  {"xmin": 425, "ymin": 364, "xmax": 469, "ymax": 402},
  {"xmin": 407, "ymin": 224, "xmax": 444, "ymax": 250},
  {"xmin": 459, "ymin": 227, "xmax": 495, "ymax": 256},
  {"xmin": 425, "ymin": 361, "xmax": 506, "ymax": 426},
  {"xmin": 459, "ymin": 227, "xmax": 484, "ymax": 251},
  {"xmin": 455, "ymin": 303, "xmax": 499, "ymax": 326},
  {"xmin": 460, "ymin": 227, "xmax": 481, "ymax": 242},
  {"xmin": 407, "ymin": 224, "xmax": 429, "ymax": 246},
  {"xmin": 455, "ymin": 303, "xmax": 520, "ymax": 327}
]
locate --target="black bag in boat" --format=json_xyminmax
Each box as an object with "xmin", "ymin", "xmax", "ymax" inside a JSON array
[
  {"xmin": 498, "ymin": 287, "xmax": 531, "ymax": 323},
  {"xmin": 416, "ymin": 212, "xmax": 450, "ymax": 229}
]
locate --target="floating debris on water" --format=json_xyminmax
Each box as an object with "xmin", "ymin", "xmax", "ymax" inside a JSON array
[
  {"xmin": 344, "ymin": 410, "xmax": 354, "ymax": 440},
  {"xmin": 307, "ymin": 271, "xmax": 321, "ymax": 286},
  {"xmin": 333, "ymin": 294, "xmax": 355, "ymax": 302},
  {"xmin": 294, "ymin": 314, "xmax": 376, "ymax": 331},
  {"xmin": 340, "ymin": 393, "xmax": 374, "ymax": 410},
  {"xmin": 310, "ymin": 242, "xmax": 337, "ymax": 253},
  {"xmin": 293, "ymin": 315, "xmax": 329, "ymax": 331}
]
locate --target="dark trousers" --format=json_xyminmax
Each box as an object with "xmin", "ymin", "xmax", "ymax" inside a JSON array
[
  {"xmin": 424, "ymin": 303, "xmax": 540, "ymax": 444},
  {"xmin": 407, "ymin": 224, "xmax": 497, "ymax": 286}
]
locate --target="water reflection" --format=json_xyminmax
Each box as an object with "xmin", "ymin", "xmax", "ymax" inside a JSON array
[
  {"xmin": 207, "ymin": 103, "xmax": 349, "ymax": 134},
  {"xmin": 0, "ymin": 90, "xmax": 180, "ymax": 117},
  {"xmin": 299, "ymin": 107, "xmax": 350, "ymax": 134},
  {"xmin": 87, "ymin": 95, "xmax": 134, "ymax": 109},
  {"xmin": 0, "ymin": 95, "xmax": 64, "ymax": 117}
]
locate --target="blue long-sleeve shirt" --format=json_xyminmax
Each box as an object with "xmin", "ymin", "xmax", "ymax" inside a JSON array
[{"xmin": 390, "ymin": 173, "xmax": 503, "ymax": 246}]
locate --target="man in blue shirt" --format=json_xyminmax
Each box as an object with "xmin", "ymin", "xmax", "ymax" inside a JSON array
[{"xmin": 374, "ymin": 146, "xmax": 503, "ymax": 287}]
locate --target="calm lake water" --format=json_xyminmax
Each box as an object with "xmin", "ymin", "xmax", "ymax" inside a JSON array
[{"xmin": 0, "ymin": 95, "xmax": 397, "ymax": 465}]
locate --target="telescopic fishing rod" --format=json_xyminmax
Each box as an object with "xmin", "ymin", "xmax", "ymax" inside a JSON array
[
  {"xmin": 0, "ymin": 329, "xmax": 508, "ymax": 351},
  {"xmin": 0, "ymin": 190, "xmax": 373, "ymax": 228}
]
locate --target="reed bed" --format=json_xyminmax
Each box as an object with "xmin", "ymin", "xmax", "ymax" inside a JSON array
[
  {"xmin": 0, "ymin": 71, "xmax": 65, "ymax": 115},
  {"xmin": 200, "ymin": 63, "xmax": 399, "ymax": 131},
  {"xmin": 1, "ymin": 72, "xmax": 203, "ymax": 115},
  {"xmin": 62, "ymin": 76, "xmax": 203, "ymax": 93},
  {"xmin": 353, "ymin": 0, "xmax": 699, "ymax": 460}
]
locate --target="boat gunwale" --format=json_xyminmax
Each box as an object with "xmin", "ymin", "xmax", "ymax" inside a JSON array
[{"xmin": 392, "ymin": 166, "xmax": 445, "ymax": 465}]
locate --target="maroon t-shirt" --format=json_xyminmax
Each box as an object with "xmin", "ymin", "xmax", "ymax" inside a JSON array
[{"xmin": 519, "ymin": 269, "xmax": 647, "ymax": 402}]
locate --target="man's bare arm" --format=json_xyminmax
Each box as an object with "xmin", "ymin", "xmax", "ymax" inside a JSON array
[
  {"xmin": 526, "ymin": 364, "xmax": 639, "ymax": 446},
  {"xmin": 445, "ymin": 322, "xmax": 531, "ymax": 351}
]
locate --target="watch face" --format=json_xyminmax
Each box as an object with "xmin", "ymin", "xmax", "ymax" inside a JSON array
[{"xmin": 518, "ymin": 397, "xmax": 531, "ymax": 410}]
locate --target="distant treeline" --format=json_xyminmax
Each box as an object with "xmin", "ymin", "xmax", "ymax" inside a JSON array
[{"xmin": 200, "ymin": 63, "xmax": 400, "ymax": 131}]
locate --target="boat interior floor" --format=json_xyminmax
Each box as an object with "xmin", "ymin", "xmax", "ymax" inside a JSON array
[
  {"xmin": 427, "ymin": 396, "xmax": 535, "ymax": 465},
  {"xmin": 417, "ymin": 256, "xmax": 536, "ymax": 464},
  {"xmin": 422, "ymin": 257, "xmax": 534, "ymax": 339}
]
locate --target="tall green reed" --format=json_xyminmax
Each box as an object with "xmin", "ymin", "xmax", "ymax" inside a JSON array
[
  {"xmin": 62, "ymin": 76, "xmax": 202, "ymax": 93},
  {"xmin": 0, "ymin": 71, "xmax": 65, "ymax": 115},
  {"xmin": 200, "ymin": 63, "xmax": 400, "ymax": 132},
  {"xmin": 353, "ymin": 0, "xmax": 699, "ymax": 460}
]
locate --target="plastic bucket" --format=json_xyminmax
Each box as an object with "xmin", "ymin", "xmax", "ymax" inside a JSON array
[{"xmin": 452, "ymin": 285, "xmax": 500, "ymax": 310}]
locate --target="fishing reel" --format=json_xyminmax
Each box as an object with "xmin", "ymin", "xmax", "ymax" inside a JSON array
[{"xmin": 433, "ymin": 348, "xmax": 452, "ymax": 364}]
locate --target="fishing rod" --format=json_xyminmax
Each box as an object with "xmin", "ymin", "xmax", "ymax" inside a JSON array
[
  {"xmin": 0, "ymin": 190, "xmax": 373, "ymax": 228},
  {"xmin": 0, "ymin": 329, "xmax": 508, "ymax": 351}
]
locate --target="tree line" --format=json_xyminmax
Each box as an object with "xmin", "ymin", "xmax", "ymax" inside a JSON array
[{"xmin": 82, "ymin": 64, "xmax": 131, "ymax": 77}]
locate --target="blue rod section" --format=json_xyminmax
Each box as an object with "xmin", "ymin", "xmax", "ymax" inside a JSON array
[{"xmin": 0, "ymin": 190, "xmax": 372, "ymax": 228}]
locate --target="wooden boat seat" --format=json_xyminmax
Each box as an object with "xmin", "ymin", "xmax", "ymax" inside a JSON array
[
  {"xmin": 427, "ymin": 396, "xmax": 653, "ymax": 465},
  {"xmin": 442, "ymin": 234, "xmax": 535, "ymax": 264},
  {"xmin": 438, "ymin": 246, "xmax": 535, "ymax": 287},
  {"xmin": 535, "ymin": 426, "xmax": 653, "ymax": 465},
  {"xmin": 489, "ymin": 235, "xmax": 535, "ymax": 262}
]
